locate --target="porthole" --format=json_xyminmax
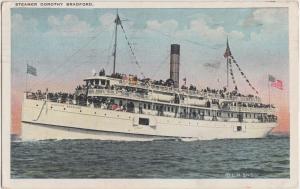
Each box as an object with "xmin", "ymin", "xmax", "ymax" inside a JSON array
[
  {"xmin": 94, "ymin": 112, "xmax": 96, "ymax": 114},
  {"xmin": 36, "ymin": 104, "xmax": 38, "ymax": 106}
]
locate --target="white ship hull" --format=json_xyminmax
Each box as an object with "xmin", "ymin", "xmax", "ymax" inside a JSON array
[{"xmin": 21, "ymin": 99, "xmax": 276, "ymax": 141}]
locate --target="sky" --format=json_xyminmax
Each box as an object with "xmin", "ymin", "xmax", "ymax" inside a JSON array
[{"xmin": 11, "ymin": 8, "xmax": 289, "ymax": 134}]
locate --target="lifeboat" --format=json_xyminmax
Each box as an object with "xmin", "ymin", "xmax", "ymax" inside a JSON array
[
  {"xmin": 149, "ymin": 92, "xmax": 175, "ymax": 102},
  {"xmin": 184, "ymin": 98, "xmax": 206, "ymax": 106}
]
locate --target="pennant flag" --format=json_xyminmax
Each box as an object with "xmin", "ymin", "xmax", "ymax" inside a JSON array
[
  {"xmin": 223, "ymin": 37, "xmax": 232, "ymax": 58},
  {"xmin": 271, "ymin": 80, "xmax": 283, "ymax": 90},
  {"xmin": 268, "ymin": 74, "xmax": 276, "ymax": 82},
  {"xmin": 27, "ymin": 64, "xmax": 37, "ymax": 76}
]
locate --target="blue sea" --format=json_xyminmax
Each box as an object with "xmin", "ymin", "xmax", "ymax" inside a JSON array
[{"xmin": 11, "ymin": 135, "xmax": 289, "ymax": 178}]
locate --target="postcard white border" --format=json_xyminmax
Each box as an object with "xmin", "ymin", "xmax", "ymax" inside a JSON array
[{"xmin": 1, "ymin": 1, "xmax": 299, "ymax": 189}]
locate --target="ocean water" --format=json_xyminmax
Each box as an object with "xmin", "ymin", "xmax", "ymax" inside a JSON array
[{"xmin": 11, "ymin": 135, "xmax": 289, "ymax": 178}]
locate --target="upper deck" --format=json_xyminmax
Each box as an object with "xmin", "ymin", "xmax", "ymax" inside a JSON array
[{"xmin": 83, "ymin": 75, "xmax": 262, "ymax": 103}]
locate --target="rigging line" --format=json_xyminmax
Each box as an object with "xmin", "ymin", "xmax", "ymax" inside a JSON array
[
  {"xmin": 151, "ymin": 52, "xmax": 170, "ymax": 79},
  {"xmin": 37, "ymin": 49, "xmax": 111, "ymax": 90},
  {"xmin": 231, "ymin": 56, "xmax": 259, "ymax": 94},
  {"xmin": 34, "ymin": 46, "xmax": 106, "ymax": 90},
  {"xmin": 119, "ymin": 21, "xmax": 145, "ymax": 78},
  {"xmin": 228, "ymin": 57, "xmax": 238, "ymax": 90},
  {"xmin": 31, "ymin": 29, "xmax": 106, "ymax": 89},
  {"xmin": 147, "ymin": 28, "xmax": 220, "ymax": 50}
]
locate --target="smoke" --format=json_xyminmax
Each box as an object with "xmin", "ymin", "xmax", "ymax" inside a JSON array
[{"xmin": 203, "ymin": 61, "xmax": 221, "ymax": 70}]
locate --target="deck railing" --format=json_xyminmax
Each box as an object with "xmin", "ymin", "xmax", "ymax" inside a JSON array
[
  {"xmin": 116, "ymin": 80, "xmax": 261, "ymax": 103},
  {"xmin": 88, "ymin": 89, "xmax": 274, "ymax": 113},
  {"xmin": 24, "ymin": 91, "xmax": 276, "ymax": 123},
  {"xmin": 228, "ymin": 106, "xmax": 276, "ymax": 114},
  {"xmin": 88, "ymin": 89, "xmax": 152, "ymax": 101}
]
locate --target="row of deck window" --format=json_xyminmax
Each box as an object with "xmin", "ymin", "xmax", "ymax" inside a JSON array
[
  {"xmin": 107, "ymin": 99, "xmax": 271, "ymax": 120},
  {"xmin": 137, "ymin": 102, "xmax": 264, "ymax": 119}
]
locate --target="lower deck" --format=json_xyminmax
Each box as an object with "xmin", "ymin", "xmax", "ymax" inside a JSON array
[{"xmin": 21, "ymin": 99, "xmax": 276, "ymax": 141}]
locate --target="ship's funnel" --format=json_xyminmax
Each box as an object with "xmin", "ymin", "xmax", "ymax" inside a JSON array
[{"xmin": 170, "ymin": 44, "xmax": 180, "ymax": 88}]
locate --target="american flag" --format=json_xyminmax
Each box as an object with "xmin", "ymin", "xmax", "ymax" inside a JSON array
[{"xmin": 271, "ymin": 80, "xmax": 283, "ymax": 90}]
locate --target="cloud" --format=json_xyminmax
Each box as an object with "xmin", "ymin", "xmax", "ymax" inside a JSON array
[
  {"xmin": 242, "ymin": 8, "xmax": 288, "ymax": 42},
  {"xmin": 229, "ymin": 30, "xmax": 245, "ymax": 40},
  {"xmin": 190, "ymin": 18, "xmax": 225, "ymax": 41},
  {"xmin": 47, "ymin": 14, "xmax": 92, "ymax": 36},
  {"xmin": 143, "ymin": 17, "xmax": 244, "ymax": 45},
  {"xmin": 187, "ymin": 18, "xmax": 244, "ymax": 42},
  {"xmin": 243, "ymin": 8, "xmax": 287, "ymax": 28},
  {"xmin": 146, "ymin": 19, "xmax": 178, "ymax": 33},
  {"xmin": 12, "ymin": 14, "xmax": 38, "ymax": 33},
  {"xmin": 98, "ymin": 13, "xmax": 115, "ymax": 30}
]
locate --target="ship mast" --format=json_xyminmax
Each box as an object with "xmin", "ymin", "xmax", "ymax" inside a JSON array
[
  {"xmin": 226, "ymin": 54, "xmax": 229, "ymax": 88},
  {"xmin": 224, "ymin": 37, "xmax": 231, "ymax": 89},
  {"xmin": 112, "ymin": 10, "xmax": 121, "ymax": 75}
]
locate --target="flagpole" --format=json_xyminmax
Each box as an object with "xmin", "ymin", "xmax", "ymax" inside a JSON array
[
  {"xmin": 226, "ymin": 57, "xmax": 229, "ymax": 88},
  {"xmin": 25, "ymin": 64, "xmax": 28, "ymax": 95},
  {"xmin": 112, "ymin": 9, "xmax": 119, "ymax": 75},
  {"xmin": 268, "ymin": 75, "xmax": 271, "ymax": 110},
  {"xmin": 225, "ymin": 36, "xmax": 229, "ymax": 89}
]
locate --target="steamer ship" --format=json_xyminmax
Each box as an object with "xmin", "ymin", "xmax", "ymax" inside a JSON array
[{"xmin": 21, "ymin": 12, "xmax": 277, "ymax": 141}]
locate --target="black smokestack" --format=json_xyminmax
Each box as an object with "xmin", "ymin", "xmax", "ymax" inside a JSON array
[{"xmin": 170, "ymin": 44, "xmax": 180, "ymax": 88}]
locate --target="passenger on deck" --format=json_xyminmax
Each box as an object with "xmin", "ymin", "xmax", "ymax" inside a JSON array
[
  {"xmin": 206, "ymin": 100, "xmax": 211, "ymax": 108},
  {"xmin": 99, "ymin": 68, "xmax": 105, "ymax": 76}
]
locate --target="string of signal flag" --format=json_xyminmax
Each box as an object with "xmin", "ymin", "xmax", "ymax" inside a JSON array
[
  {"xmin": 224, "ymin": 40, "xmax": 283, "ymax": 94},
  {"xmin": 224, "ymin": 39, "xmax": 259, "ymax": 95},
  {"xmin": 117, "ymin": 14, "xmax": 145, "ymax": 78}
]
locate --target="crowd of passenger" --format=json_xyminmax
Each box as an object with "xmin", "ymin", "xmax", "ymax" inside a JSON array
[
  {"xmin": 26, "ymin": 89, "xmax": 277, "ymax": 123},
  {"xmin": 27, "ymin": 90, "xmax": 77, "ymax": 104},
  {"xmin": 27, "ymin": 89, "xmax": 274, "ymax": 112},
  {"xmin": 86, "ymin": 69, "xmax": 261, "ymax": 102},
  {"xmin": 196, "ymin": 86, "xmax": 259, "ymax": 100},
  {"xmin": 25, "ymin": 69, "xmax": 271, "ymax": 116}
]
